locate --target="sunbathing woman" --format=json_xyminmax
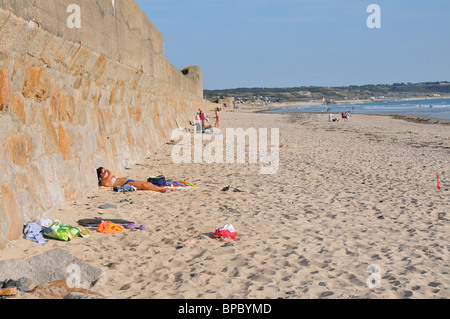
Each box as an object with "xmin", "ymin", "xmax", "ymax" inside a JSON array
[{"xmin": 96, "ymin": 167, "xmax": 173, "ymax": 193}]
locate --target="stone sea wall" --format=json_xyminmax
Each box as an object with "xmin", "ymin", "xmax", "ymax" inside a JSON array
[{"xmin": 0, "ymin": 0, "xmax": 210, "ymax": 248}]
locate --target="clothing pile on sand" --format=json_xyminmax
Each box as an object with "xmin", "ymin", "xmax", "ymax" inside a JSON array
[{"xmin": 23, "ymin": 217, "xmax": 146, "ymax": 245}]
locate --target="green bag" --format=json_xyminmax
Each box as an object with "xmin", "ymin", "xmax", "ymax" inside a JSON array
[{"xmin": 44, "ymin": 221, "xmax": 81, "ymax": 241}]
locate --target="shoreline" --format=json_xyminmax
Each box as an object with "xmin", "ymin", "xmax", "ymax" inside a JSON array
[
  {"xmin": 256, "ymin": 109, "xmax": 450, "ymax": 126},
  {"xmin": 255, "ymin": 99, "xmax": 450, "ymax": 124},
  {"xmin": 264, "ymin": 95, "xmax": 450, "ymax": 109}
]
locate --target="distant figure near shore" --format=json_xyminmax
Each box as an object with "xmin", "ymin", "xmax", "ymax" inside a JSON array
[
  {"xmin": 329, "ymin": 113, "xmax": 339, "ymax": 122},
  {"xmin": 341, "ymin": 111, "xmax": 349, "ymax": 123},
  {"xmin": 214, "ymin": 107, "xmax": 221, "ymax": 127}
]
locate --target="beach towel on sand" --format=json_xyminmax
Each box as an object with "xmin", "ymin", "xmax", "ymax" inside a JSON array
[
  {"xmin": 148, "ymin": 176, "xmax": 196, "ymax": 189},
  {"xmin": 165, "ymin": 181, "xmax": 196, "ymax": 189},
  {"xmin": 78, "ymin": 218, "xmax": 134, "ymax": 227},
  {"xmin": 97, "ymin": 221, "xmax": 125, "ymax": 233}
]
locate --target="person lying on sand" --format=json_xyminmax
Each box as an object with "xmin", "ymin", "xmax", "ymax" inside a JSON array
[{"xmin": 96, "ymin": 167, "xmax": 174, "ymax": 193}]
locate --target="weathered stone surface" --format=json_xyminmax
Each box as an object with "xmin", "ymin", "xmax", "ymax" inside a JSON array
[
  {"xmin": 11, "ymin": 93, "xmax": 26, "ymax": 123},
  {"xmin": 0, "ymin": 184, "xmax": 23, "ymax": 243},
  {"xmin": 58, "ymin": 93, "xmax": 75, "ymax": 123},
  {"xmin": 0, "ymin": 206, "xmax": 9, "ymax": 249},
  {"xmin": 13, "ymin": 172, "xmax": 41, "ymax": 220},
  {"xmin": 0, "ymin": 139, "xmax": 13, "ymax": 183},
  {"xmin": 22, "ymin": 66, "xmax": 51, "ymax": 102},
  {"xmin": 58, "ymin": 124, "xmax": 72, "ymax": 161},
  {"xmin": 6, "ymin": 133, "xmax": 27, "ymax": 166},
  {"xmin": 63, "ymin": 164, "xmax": 80, "ymax": 201},
  {"xmin": 0, "ymin": 66, "xmax": 10, "ymax": 111},
  {"xmin": 40, "ymin": 107, "xmax": 59, "ymax": 154},
  {"xmin": 0, "ymin": 2, "xmax": 213, "ymax": 248},
  {"xmin": 27, "ymin": 164, "xmax": 53, "ymax": 210}
]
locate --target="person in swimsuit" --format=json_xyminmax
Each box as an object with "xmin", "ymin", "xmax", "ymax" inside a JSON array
[
  {"xmin": 194, "ymin": 111, "xmax": 202, "ymax": 133},
  {"xmin": 199, "ymin": 109, "xmax": 213, "ymax": 132},
  {"xmin": 96, "ymin": 167, "xmax": 173, "ymax": 193},
  {"xmin": 214, "ymin": 107, "xmax": 221, "ymax": 127}
]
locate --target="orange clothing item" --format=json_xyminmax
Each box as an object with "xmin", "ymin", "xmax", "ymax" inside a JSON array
[{"xmin": 97, "ymin": 221, "xmax": 125, "ymax": 233}]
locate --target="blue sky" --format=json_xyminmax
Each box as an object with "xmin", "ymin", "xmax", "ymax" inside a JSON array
[{"xmin": 135, "ymin": 0, "xmax": 450, "ymax": 90}]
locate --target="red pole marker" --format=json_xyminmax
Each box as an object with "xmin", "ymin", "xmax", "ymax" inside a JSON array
[{"xmin": 437, "ymin": 173, "xmax": 441, "ymax": 190}]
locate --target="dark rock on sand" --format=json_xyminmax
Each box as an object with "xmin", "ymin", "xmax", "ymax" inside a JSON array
[
  {"xmin": 0, "ymin": 248, "xmax": 105, "ymax": 293},
  {"xmin": 319, "ymin": 291, "xmax": 334, "ymax": 298},
  {"xmin": 99, "ymin": 203, "xmax": 118, "ymax": 209}
]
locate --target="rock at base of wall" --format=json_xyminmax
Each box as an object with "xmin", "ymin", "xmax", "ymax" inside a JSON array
[{"xmin": 0, "ymin": 248, "xmax": 106, "ymax": 298}]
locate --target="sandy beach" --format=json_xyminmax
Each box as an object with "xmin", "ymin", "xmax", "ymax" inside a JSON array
[{"xmin": 1, "ymin": 109, "xmax": 449, "ymax": 299}]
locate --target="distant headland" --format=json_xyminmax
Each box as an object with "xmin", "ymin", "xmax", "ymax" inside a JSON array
[{"xmin": 204, "ymin": 81, "xmax": 450, "ymax": 106}]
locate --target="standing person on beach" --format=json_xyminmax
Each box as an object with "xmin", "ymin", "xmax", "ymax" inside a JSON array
[
  {"xmin": 214, "ymin": 107, "xmax": 221, "ymax": 127},
  {"xmin": 198, "ymin": 109, "xmax": 213, "ymax": 132},
  {"xmin": 195, "ymin": 110, "xmax": 202, "ymax": 133},
  {"xmin": 341, "ymin": 111, "xmax": 349, "ymax": 123},
  {"xmin": 199, "ymin": 109, "xmax": 206, "ymax": 127},
  {"xmin": 199, "ymin": 109, "xmax": 209, "ymax": 128}
]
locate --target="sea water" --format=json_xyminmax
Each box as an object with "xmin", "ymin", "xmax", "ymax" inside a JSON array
[{"xmin": 268, "ymin": 98, "xmax": 450, "ymax": 120}]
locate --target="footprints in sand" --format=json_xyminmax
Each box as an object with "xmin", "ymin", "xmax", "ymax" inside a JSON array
[{"xmin": 23, "ymin": 111, "xmax": 448, "ymax": 299}]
